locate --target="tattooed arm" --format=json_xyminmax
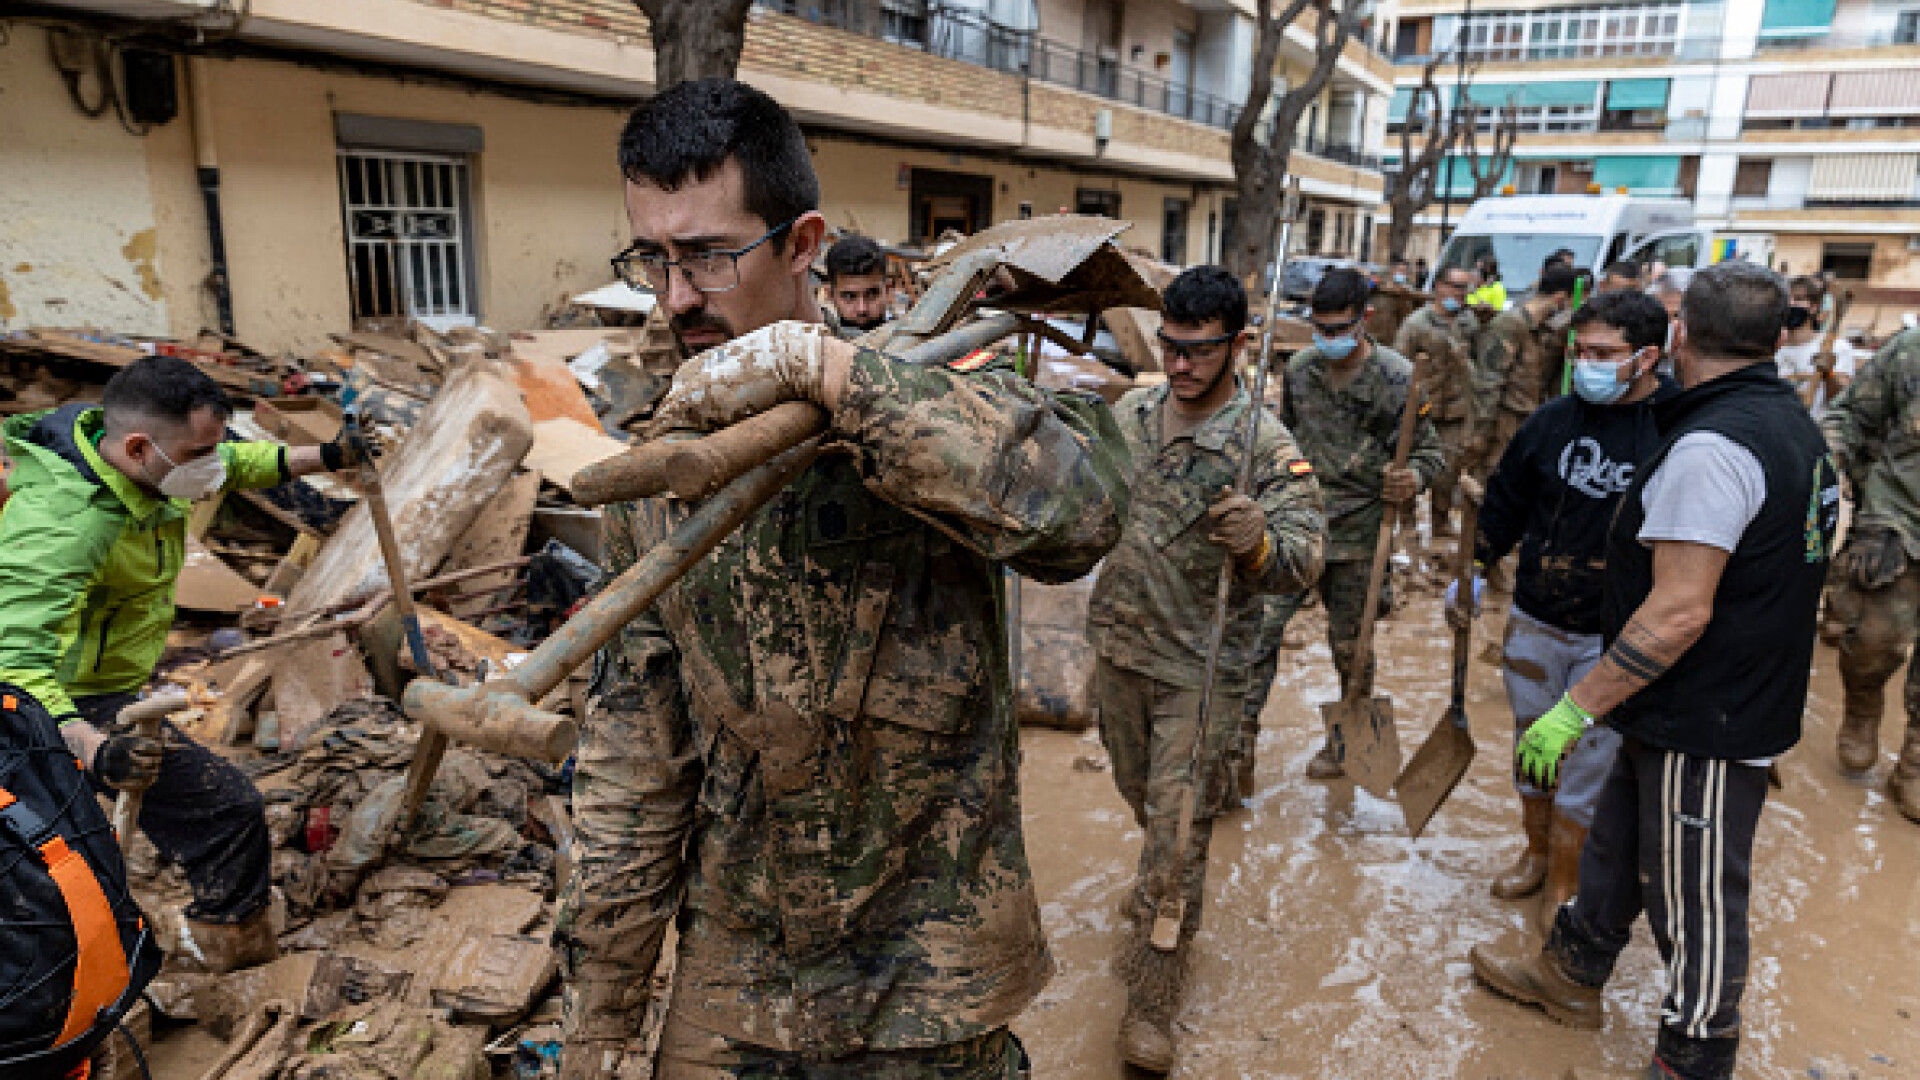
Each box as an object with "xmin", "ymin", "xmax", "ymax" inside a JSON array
[{"xmin": 1567, "ymin": 539, "xmax": 1727, "ymax": 716}]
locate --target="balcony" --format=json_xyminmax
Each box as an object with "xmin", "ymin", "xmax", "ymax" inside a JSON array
[
  {"xmin": 762, "ymin": 2, "xmax": 1243, "ymax": 131},
  {"xmin": 1282, "ymin": 129, "xmax": 1383, "ymax": 171}
]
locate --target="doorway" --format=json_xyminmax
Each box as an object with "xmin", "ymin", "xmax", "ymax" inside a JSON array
[{"xmin": 909, "ymin": 168, "xmax": 994, "ymax": 242}]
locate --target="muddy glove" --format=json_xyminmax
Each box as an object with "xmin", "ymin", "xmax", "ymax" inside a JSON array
[
  {"xmin": 1516, "ymin": 693, "xmax": 1592, "ymax": 789},
  {"xmin": 1382, "ymin": 463, "xmax": 1419, "ymax": 505},
  {"xmin": 93, "ymin": 733, "xmax": 163, "ymax": 791},
  {"xmin": 649, "ymin": 320, "xmax": 853, "ymax": 433},
  {"xmin": 1206, "ymin": 486, "xmax": 1270, "ymax": 567},
  {"xmin": 319, "ymin": 422, "xmax": 372, "ymax": 472},
  {"xmin": 1443, "ymin": 568, "xmax": 1485, "ymax": 631},
  {"xmin": 1844, "ymin": 525, "xmax": 1907, "ymax": 591}
]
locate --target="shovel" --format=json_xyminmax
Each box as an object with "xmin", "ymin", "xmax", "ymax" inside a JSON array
[
  {"xmin": 1318, "ymin": 353, "xmax": 1428, "ymax": 800},
  {"xmin": 1394, "ymin": 497, "xmax": 1479, "ymax": 839}
]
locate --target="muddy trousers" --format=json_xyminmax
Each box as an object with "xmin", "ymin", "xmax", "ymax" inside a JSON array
[
  {"xmin": 1237, "ymin": 594, "xmax": 1303, "ymax": 786},
  {"xmin": 1501, "ymin": 608, "xmax": 1616, "ymax": 825},
  {"xmin": 1547, "ymin": 736, "xmax": 1769, "ymax": 1080},
  {"xmin": 653, "ymin": 1018, "xmax": 1028, "ymax": 1079},
  {"xmin": 75, "ymin": 692, "xmax": 273, "ymax": 923},
  {"xmin": 1093, "ymin": 659, "xmax": 1238, "ymax": 929},
  {"xmin": 1829, "ymin": 563, "xmax": 1920, "ymax": 763},
  {"xmin": 1429, "ymin": 418, "xmax": 1471, "ymax": 532}
]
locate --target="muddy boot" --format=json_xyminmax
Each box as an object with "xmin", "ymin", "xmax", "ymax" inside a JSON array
[
  {"xmin": 1469, "ymin": 937, "xmax": 1604, "ymax": 1030},
  {"xmin": 1836, "ymin": 708, "xmax": 1882, "ymax": 775},
  {"xmin": 1118, "ymin": 1003, "xmax": 1175, "ymax": 1074},
  {"xmin": 183, "ymin": 907, "xmax": 279, "ymax": 974},
  {"xmin": 1117, "ymin": 926, "xmax": 1189, "ymax": 1074},
  {"xmin": 1561, "ymin": 1068, "xmax": 1661, "ymax": 1080},
  {"xmin": 1491, "ymin": 795, "xmax": 1551, "ymax": 900},
  {"xmin": 1306, "ymin": 739, "xmax": 1345, "ymax": 780},
  {"xmin": 1539, "ymin": 811, "xmax": 1587, "ymax": 931},
  {"xmin": 1892, "ymin": 723, "xmax": 1920, "ymax": 825}
]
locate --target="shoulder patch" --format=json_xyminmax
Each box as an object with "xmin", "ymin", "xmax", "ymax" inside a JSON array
[
  {"xmin": 946, "ymin": 349, "xmax": 996, "ymax": 372},
  {"xmin": 1288, "ymin": 459, "xmax": 1314, "ymax": 476}
]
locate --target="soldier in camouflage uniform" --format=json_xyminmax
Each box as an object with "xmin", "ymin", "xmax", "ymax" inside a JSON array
[
  {"xmin": 555, "ymin": 80, "xmax": 1130, "ymax": 1079},
  {"xmin": 1819, "ymin": 325, "xmax": 1920, "ymax": 823},
  {"xmin": 1281, "ymin": 269, "xmax": 1446, "ymax": 779},
  {"xmin": 1087, "ymin": 267, "xmax": 1325, "ymax": 1073},
  {"xmin": 1395, "ymin": 266, "xmax": 1479, "ymax": 538},
  {"xmin": 1465, "ymin": 262, "xmax": 1581, "ymax": 482}
]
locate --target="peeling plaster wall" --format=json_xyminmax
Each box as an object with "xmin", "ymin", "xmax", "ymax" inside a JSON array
[{"xmin": 0, "ymin": 29, "xmax": 171, "ymax": 334}]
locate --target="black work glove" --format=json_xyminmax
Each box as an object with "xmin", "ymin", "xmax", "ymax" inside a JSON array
[
  {"xmin": 93, "ymin": 733, "xmax": 163, "ymax": 791},
  {"xmin": 319, "ymin": 433, "xmax": 366, "ymax": 472},
  {"xmin": 1844, "ymin": 525, "xmax": 1907, "ymax": 591}
]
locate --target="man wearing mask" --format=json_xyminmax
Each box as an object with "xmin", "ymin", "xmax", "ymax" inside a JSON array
[
  {"xmin": 1396, "ymin": 267, "xmax": 1478, "ymax": 538},
  {"xmin": 0, "ymin": 357, "xmax": 361, "ymax": 971},
  {"xmin": 1088, "ymin": 266, "xmax": 1325, "ymax": 1072},
  {"xmin": 1470, "ymin": 263, "xmax": 1839, "ymax": 1080},
  {"xmin": 1281, "ymin": 268, "xmax": 1445, "ymax": 779},
  {"xmin": 1775, "ymin": 275, "xmax": 1854, "ymax": 416},
  {"xmin": 1450, "ymin": 291, "xmax": 1678, "ymax": 928},
  {"xmin": 822, "ymin": 234, "xmax": 892, "ymax": 339}
]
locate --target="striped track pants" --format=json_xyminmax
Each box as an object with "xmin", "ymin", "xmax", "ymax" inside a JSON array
[{"xmin": 1547, "ymin": 735, "xmax": 1768, "ymax": 1080}]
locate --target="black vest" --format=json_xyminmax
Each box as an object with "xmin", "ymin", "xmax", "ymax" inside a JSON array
[{"xmin": 1603, "ymin": 363, "xmax": 1840, "ymax": 759}]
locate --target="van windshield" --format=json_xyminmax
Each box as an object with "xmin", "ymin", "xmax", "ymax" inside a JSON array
[{"xmin": 1436, "ymin": 234, "xmax": 1605, "ymax": 293}]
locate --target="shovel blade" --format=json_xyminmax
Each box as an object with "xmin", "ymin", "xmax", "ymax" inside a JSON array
[
  {"xmin": 1395, "ymin": 705, "xmax": 1476, "ymax": 840},
  {"xmin": 1319, "ymin": 696, "xmax": 1402, "ymax": 800}
]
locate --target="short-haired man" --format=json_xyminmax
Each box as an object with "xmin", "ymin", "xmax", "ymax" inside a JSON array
[
  {"xmin": 1471, "ymin": 263, "xmax": 1840, "ymax": 1080},
  {"xmin": 822, "ymin": 234, "xmax": 891, "ymax": 338},
  {"xmin": 1598, "ymin": 260, "xmax": 1642, "ymax": 295},
  {"xmin": 1282, "ymin": 268, "xmax": 1445, "ymax": 779},
  {"xmin": 560, "ymin": 79, "xmax": 1129, "ymax": 1077},
  {"xmin": 1467, "ymin": 261, "xmax": 1581, "ymax": 482},
  {"xmin": 1452, "ymin": 290, "xmax": 1677, "ymax": 930},
  {"xmin": 1544, "ymin": 248, "xmax": 1578, "ymax": 273},
  {"xmin": 0, "ymin": 357, "xmax": 361, "ymax": 972},
  {"xmin": 1820, "ymin": 324, "xmax": 1920, "ymax": 822},
  {"xmin": 1396, "ymin": 266, "xmax": 1479, "ymax": 538},
  {"xmin": 1088, "ymin": 266, "xmax": 1324, "ymax": 1073}
]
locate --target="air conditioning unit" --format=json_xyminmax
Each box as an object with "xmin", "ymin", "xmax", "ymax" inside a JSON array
[{"xmin": 1569, "ymin": 161, "xmax": 1594, "ymax": 174}]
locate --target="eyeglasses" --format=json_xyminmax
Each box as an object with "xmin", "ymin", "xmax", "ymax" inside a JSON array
[
  {"xmin": 610, "ymin": 216, "xmax": 797, "ymax": 295},
  {"xmin": 1308, "ymin": 315, "xmax": 1363, "ymax": 336},
  {"xmin": 1156, "ymin": 330, "xmax": 1235, "ymax": 362},
  {"xmin": 1572, "ymin": 344, "xmax": 1644, "ymax": 362}
]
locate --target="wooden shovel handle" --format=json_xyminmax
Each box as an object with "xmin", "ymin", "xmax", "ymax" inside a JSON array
[
  {"xmin": 570, "ymin": 402, "xmax": 828, "ymax": 505},
  {"xmin": 1348, "ymin": 354, "xmax": 1428, "ymax": 689}
]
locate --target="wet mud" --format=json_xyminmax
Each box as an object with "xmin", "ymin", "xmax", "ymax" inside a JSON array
[{"xmin": 1013, "ymin": 593, "xmax": 1920, "ymax": 1079}]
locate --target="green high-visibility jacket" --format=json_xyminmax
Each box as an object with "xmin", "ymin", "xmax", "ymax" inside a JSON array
[{"xmin": 0, "ymin": 405, "xmax": 290, "ymax": 723}]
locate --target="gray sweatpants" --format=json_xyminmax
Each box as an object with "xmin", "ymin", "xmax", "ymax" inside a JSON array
[{"xmin": 1502, "ymin": 607, "xmax": 1620, "ymax": 825}]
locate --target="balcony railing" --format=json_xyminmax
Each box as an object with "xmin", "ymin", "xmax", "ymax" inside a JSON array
[
  {"xmin": 1292, "ymin": 131, "xmax": 1384, "ymax": 171},
  {"xmin": 761, "ymin": 3, "xmax": 1244, "ymax": 131}
]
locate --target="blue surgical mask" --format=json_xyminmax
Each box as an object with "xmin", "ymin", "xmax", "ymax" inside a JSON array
[
  {"xmin": 1315, "ymin": 333, "xmax": 1359, "ymax": 361},
  {"xmin": 1572, "ymin": 358, "xmax": 1631, "ymax": 405},
  {"xmin": 1393, "ymin": 273, "xmax": 1409, "ymax": 285},
  {"xmin": 1440, "ymin": 297, "xmax": 1462, "ymax": 314}
]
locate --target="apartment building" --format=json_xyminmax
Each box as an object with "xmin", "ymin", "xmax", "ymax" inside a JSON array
[
  {"xmin": 1386, "ymin": 0, "xmax": 1920, "ymax": 328},
  {"xmin": 3, "ymin": 0, "xmax": 1393, "ymax": 354}
]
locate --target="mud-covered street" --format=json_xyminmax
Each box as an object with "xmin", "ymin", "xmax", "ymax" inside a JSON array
[{"xmin": 1013, "ymin": 585, "xmax": 1919, "ymax": 1079}]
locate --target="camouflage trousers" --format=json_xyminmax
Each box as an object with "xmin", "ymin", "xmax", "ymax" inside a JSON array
[
  {"xmin": 654, "ymin": 1016, "xmax": 1028, "ymax": 1079},
  {"xmin": 1829, "ymin": 558, "xmax": 1920, "ymax": 739},
  {"xmin": 1429, "ymin": 417, "xmax": 1473, "ymax": 531},
  {"xmin": 1462, "ymin": 409, "xmax": 1526, "ymax": 483},
  {"xmin": 1093, "ymin": 658, "xmax": 1243, "ymax": 931}
]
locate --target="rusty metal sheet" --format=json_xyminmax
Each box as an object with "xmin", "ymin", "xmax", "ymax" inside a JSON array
[{"xmin": 925, "ymin": 215, "xmax": 1130, "ymax": 284}]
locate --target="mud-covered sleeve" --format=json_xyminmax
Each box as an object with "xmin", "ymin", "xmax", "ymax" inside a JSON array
[
  {"xmin": 0, "ymin": 494, "xmax": 114, "ymax": 725},
  {"xmin": 1820, "ymin": 344, "xmax": 1901, "ymax": 484},
  {"xmin": 1471, "ymin": 321, "xmax": 1519, "ymax": 425},
  {"xmin": 1407, "ymin": 392, "xmax": 1446, "ymax": 492},
  {"xmin": 219, "ymin": 441, "xmax": 292, "ymax": 491},
  {"xmin": 1246, "ymin": 423, "xmax": 1325, "ymax": 595},
  {"xmin": 831, "ymin": 349, "xmax": 1131, "ymax": 584},
  {"xmin": 552, "ymin": 498, "xmax": 700, "ymax": 1046}
]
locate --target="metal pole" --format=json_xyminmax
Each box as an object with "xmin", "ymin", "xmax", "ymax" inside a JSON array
[{"xmin": 1439, "ymin": 0, "xmax": 1473, "ymax": 260}]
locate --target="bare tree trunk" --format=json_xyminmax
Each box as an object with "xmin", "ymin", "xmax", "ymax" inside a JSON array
[
  {"xmin": 635, "ymin": 0, "xmax": 756, "ymax": 88},
  {"xmin": 1225, "ymin": 0, "xmax": 1359, "ymax": 279}
]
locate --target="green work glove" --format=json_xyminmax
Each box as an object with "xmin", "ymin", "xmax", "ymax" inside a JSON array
[{"xmin": 1516, "ymin": 693, "xmax": 1592, "ymax": 789}]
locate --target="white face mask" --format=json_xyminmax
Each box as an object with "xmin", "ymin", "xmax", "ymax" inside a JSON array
[{"xmin": 150, "ymin": 443, "xmax": 228, "ymax": 501}]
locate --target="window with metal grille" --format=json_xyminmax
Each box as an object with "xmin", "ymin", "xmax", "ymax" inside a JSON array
[{"xmin": 338, "ymin": 149, "xmax": 477, "ymax": 329}]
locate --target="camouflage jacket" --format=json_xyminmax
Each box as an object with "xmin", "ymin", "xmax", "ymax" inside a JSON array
[
  {"xmin": 1394, "ymin": 304, "xmax": 1478, "ymax": 422},
  {"xmin": 1282, "ymin": 341, "xmax": 1446, "ymax": 562},
  {"xmin": 1474, "ymin": 303, "xmax": 1560, "ymax": 423},
  {"xmin": 1087, "ymin": 382, "xmax": 1325, "ymax": 688},
  {"xmin": 554, "ymin": 348, "xmax": 1130, "ymax": 1054},
  {"xmin": 1821, "ymin": 327, "xmax": 1920, "ymax": 556}
]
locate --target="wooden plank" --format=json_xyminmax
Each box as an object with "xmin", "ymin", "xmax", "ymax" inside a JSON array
[
  {"xmin": 442, "ymin": 470, "xmax": 538, "ymax": 619},
  {"xmin": 204, "ymin": 658, "xmax": 272, "ymax": 746},
  {"xmin": 507, "ymin": 358, "xmax": 602, "ymax": 429},
  {"xmin": 176, "ymin": 538, "xmax": 262, "ymax": 613},
  {"xmin": 262, "ymin": 531, "xmax": 323, "ymax": 600},
  {"xmin": 522, "ymin": 417, "xmax": 627, "ymax": 494},
  {"xmin": 270, "ymin": 633, "xmax": 375, "ymax": 751},
  {"xmin": 505, "ymin": 328, "xmax": 633, "ymax": 368}
]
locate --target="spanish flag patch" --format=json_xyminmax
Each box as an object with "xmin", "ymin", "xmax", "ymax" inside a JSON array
[
  {"xmin": 947, "ymin": 349, "xmax": 995, "ymax": 372},
  {"xmin": 1288, "ymin": 459, "xmax": 1314, "ymax": 476}
]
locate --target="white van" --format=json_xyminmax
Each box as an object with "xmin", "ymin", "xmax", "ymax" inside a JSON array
[{"xmin": 1432, "ymin": 195, "xmax": 1754, "ymax": 295}]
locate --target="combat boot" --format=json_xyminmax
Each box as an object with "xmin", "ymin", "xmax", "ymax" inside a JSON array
[
  {"xmin": 1539, "ymin": 810, "xmax": 1587, "ymax": 931},
  {"xmin": 1305, "ymin": 740, "xmax": 1345, "ymax": 779},
  {"xmin": 1561, "ymin": 1067, "xmax": 1662, "ymax": 1080},
  {"xmin": 1492, "ymin": 795, "xmax": 1551, "ymax": 899},
  {"xmin": 1891, "ymin": 722, "xmax": 1920, "ymax": 824},
  {"xmin": 183, "ymin": 906, "xmax": 279, "ymax": 974},
  {"xmin": 1118, "ymin": 1004, "xmax": 1175, "ymax": 1074},
  {"xmin": 1836, "ymin": 709, "xmax": 1881, "ymax": 775},
  {"xmin": 1469, "ymin": 937, "xmax": 1604, "ymax": 1030}
]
